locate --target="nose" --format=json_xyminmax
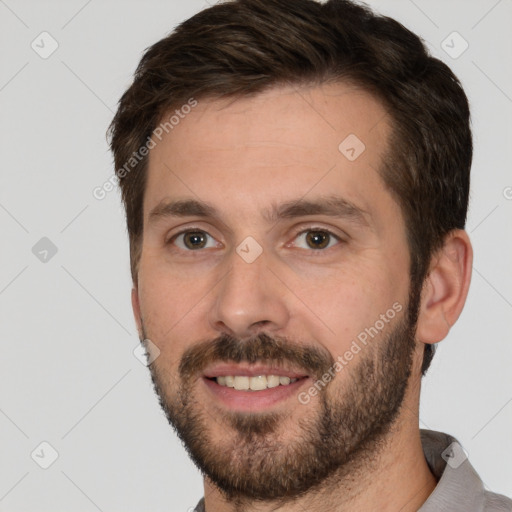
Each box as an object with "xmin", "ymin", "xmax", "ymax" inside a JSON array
[{"xmin": 208, "ymin": 246, "xmax": 290, "ymax": 339}]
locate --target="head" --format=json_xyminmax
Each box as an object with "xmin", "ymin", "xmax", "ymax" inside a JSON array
[{"xmin": 108, "ymin": 0, "xmax": 472, "ymax": 504}]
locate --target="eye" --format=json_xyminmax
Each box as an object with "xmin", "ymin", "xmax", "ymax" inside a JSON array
[
  {"xmin": 292, "ymin": 228, "xmax": 342, "ymax": 250},
  {"xmin": 169, "ymin": 230, "xmax": 219, "ymax": 251}
]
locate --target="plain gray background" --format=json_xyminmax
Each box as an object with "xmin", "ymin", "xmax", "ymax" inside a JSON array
[{"xmin": 0, "ymin": 0, "xmax": 511, "ymax": 510}]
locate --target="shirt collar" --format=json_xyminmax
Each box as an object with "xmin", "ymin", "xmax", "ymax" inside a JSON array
[{"xmin": 418, "ymin": 429, "xmax": 486, "ymax": 511}]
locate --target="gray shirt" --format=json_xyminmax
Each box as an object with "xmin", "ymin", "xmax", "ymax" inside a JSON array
[{"xmin": 193, "ymin": 429, "xmax": 511, "ymax": 511}]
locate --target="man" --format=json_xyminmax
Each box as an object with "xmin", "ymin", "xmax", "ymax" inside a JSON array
[{"xmin": 108, "ymin": 0, "xmax": 511, "ymax": 510}]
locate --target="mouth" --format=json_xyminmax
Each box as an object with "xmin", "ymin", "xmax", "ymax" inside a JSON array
[
  {"xmin": 202, "ymin": 364, "xmax": 311, "ymax": 411},
  {"xmin": 208, "ymin": 374, "xmax": 301, "ymax": 390}
]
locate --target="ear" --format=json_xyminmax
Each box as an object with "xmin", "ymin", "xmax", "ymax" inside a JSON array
[
  {"xmin": 416, "ymin": 229, "xmax": 473, "ymax": 344},
  {"xmin": 131, "ymin": 285, "xmax": 143, "ymax": 337}
]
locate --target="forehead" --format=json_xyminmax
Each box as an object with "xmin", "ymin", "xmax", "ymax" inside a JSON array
[{"xmin": 144, "ymin": 82, "xmax": 393, "ymax": 225}]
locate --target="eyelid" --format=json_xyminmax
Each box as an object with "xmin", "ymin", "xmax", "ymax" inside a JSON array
[
  {"xmin": 165, "ymin": 222, "xmax": 218, "ymax": 240},
  {"xmin": 286, "ymin": 224, "xmax": 346, "ymax": 247},
  {"xmin": 166, "ymin": 225, "xmax": 222, "ymax": 249},
  {"xmin": 165, "ymin": 224, "xmax": 347, "ymax": 251}
]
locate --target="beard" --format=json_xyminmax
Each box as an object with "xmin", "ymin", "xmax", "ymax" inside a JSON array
[{"xmin": 141, "ymin": 289, "xmax": 419, "ymax": 507}]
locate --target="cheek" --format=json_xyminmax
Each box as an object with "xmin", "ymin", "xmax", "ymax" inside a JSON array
[
  {"xmin": 139, "ymin": 250, "xmax": 196, "ymax": 320},
  {"xmin": 137, "ymin": 270, "xmax": 186, "ymax": 352},
  {"xmin": 137, "ymin": 260, "xmax": 219, "ymax": 368},
  {"xmin": 297, "ymin": 264, "xmax": 407, "ymax": 353}
]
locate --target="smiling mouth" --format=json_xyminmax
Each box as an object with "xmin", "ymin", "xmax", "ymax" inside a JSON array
[
  {"xmin": 206, "ymin": 375, "xmax": 308, "ymax": 391},
  {"xmin": 201, "ymin": 369, "xmax": 311, "ymax": 411}
]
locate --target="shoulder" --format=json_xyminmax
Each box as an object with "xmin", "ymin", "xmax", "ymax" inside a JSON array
[
  {"xmin": 193, "ymin": 497, "xmax": 205, "ymax": 512},
  {"xmin": 483, "ymin": 489, "xmax": 512, "ymax": 511},
  {"xmin": 419, "ymin": 429, "xmax": 511, "ymax": 512}
]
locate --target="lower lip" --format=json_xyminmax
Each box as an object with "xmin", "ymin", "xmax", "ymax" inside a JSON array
[{"xmin": 202, "ymin": 377, "xmax": 310, "ymax": 411}]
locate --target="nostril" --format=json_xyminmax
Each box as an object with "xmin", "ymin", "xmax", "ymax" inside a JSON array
[{"xmin": 251, "ymin": 320, "xmax": 271, "ymax": 329}]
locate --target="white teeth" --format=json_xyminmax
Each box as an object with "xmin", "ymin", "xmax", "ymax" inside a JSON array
[
  {"xmin": 266, "ymin": 375, "xmax": 280, "ymax": 388},
  {"xmin": 249, "ymin": 375, "xmax": 267, "ymax": 391},
  {"xmin": 233, "ymin": 376, "xmax": 249, "ymax": 390},
  {"xmin": 214, "ymin": 375, "xmax": 299, "ymax": 390}
]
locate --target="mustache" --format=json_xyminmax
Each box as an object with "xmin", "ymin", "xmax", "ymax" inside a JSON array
[{"xmin": 179, "ymin": 332, "xmax": 335, "ymax": 382}]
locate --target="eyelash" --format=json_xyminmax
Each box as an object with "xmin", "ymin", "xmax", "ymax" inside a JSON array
[{"xmin": 166, "ymin": 226, "xmax": 344, "ymax": 253}]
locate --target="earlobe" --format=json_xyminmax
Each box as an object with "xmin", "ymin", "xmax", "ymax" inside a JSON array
[
  {"xmin": 131, "ymin": 286, "xmax": 143, "ymax": 337},
  {"xmin": 416, "ymin": 230, "xmax": 473, "ymax": 344}
]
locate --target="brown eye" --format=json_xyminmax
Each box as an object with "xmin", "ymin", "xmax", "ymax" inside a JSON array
[
  {"xmin": 305, "ymin": 230, "xmax": 331, "ymax": 249},
  {"xmin": 170, "ymin": 230, "xmax": 217, "ymax": 251},
  {"xmin": 183, "ymin": 231, "xmax": 208, "ymax": 249},
  {"xmin": 292, "ymin": 229, "xmax": 341, "ymax": 251}
]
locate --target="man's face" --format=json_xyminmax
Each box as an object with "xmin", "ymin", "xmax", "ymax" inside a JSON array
[{"xmin": 134, "ymin": 83, "xmax": 421, "ymax": 501}]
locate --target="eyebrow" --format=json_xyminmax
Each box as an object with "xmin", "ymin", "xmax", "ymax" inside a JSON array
[{"xmin": 148, "ymin": 195, "xmax": 371, "ymax": 228}]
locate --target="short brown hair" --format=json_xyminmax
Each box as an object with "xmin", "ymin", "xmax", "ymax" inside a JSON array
[{"xmin": 108, "ymin": 0, "xmax": 472, "ymax": 376}]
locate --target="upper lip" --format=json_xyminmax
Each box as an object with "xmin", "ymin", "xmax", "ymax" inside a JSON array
[{"xmin": 203, "ymin": 363, "xmax": 309, "ymax": 379}]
